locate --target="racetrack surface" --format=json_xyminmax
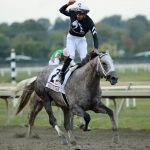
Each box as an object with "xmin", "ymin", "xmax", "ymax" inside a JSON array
[{"xmin": 0, "ymin": 126, "xmax": 150, "ymax": 150}]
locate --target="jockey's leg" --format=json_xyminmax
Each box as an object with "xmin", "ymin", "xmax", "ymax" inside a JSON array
[
  {"xmin": 59, "ymin": 33, "xmax": 76, "ymax": 84},
  {"xmin": 59, "ymin": 56, "xmax": 72, "ymax": 84}
]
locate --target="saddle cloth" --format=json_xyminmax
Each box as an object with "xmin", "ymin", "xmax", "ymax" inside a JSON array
[{"xmin": 45, "ymin": 65, "xmax": 78, "ymax": 94}]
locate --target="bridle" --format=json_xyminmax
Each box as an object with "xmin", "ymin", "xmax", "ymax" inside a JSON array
[
  {"xmin": 87, "ymin": 51, "xmax": 114, "ymax": 78},
  {"xmin": 98, "ymin": 52, "xmax": 108, "ymax": 77},
  {"xmin": 88, "ymin": 52, "xmax": 107, "ymax": 77}
]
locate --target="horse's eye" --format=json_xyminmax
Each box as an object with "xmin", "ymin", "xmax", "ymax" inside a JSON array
[
  {"xmin": 102, "ymin": 63, "xmax": 107, "ymax": 70},
  {"xmin": 102, "ymin": 63, "xmax": 107, "ymax": 66}
]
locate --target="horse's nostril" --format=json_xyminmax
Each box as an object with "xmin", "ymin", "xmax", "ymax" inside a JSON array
[
  {"xmin": 110, "ymin": 76, "xmax": 118, "ymax": 85},
  {"xmin": 111, "ymin": 76, "xmax": 118, "ymax": 81}
]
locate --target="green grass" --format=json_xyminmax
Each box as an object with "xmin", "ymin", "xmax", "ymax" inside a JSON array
[
  {"xmin": 0, "ymin": 99, "xmax": 150, "ymax": 130},
  {"xmin": 118, "ymin": 69, "xmax": 150, "ymax": 82},
  {"xmin": 0, "ymin": 71, "xmax": 40, "ymax": 83}
]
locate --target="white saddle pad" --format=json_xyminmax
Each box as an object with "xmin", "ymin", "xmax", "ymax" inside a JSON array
[{"xmin": 45, "ymin": 65, "xmax": 78, "ymax": 94}]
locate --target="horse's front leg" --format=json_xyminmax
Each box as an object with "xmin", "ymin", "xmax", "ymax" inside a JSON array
[
  {"xmin": 62, "ymin": 108, "xmax": 81, "ymax": 150},
  {"xmin": 72, "ymin": 106, "xmax": 91, "ymax": 131},
  {"xmin": 71, "ymin": 114, "xmax": 91, "ymax": 131},
  {"xmin": 79, "ymin": 112, "xmax": 91, "ymax": 131},
  {"xmin": 43, "ymin": 93, "xmax": 67, "ymax": 145},
  {"xmin": 93, "ymin": 101, "xmax": 119, "ymax": 144}
]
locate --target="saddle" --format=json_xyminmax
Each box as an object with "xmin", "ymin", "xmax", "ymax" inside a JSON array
[{"xmin": 45, "ymin": 65, "xmax": 78, "ymax": 94}]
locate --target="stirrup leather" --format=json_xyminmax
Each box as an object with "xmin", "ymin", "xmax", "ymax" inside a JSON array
[{"xmin": 59, "ymin": 72, "xmax": 65, "ymax": 84}]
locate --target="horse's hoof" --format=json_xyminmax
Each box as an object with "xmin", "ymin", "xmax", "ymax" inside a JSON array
[
  {"xmin": 59, "ymin": 136, "xmax": 68, "ymax": 145},
  {"xmin": 79, "ymin": 124, "xmax": 84, "ymax": 129},
  {"xmin": 80, "ymin": 124, "xmax": 91, "ymax": 131},
  {"xmin": 73, "ymin": 145, "xmax": 81, "ymax": 150},
  {"xmin": 62, "ymin": 139, "xmax": 68, "ymax": 145},
  {"xmin": 83, "ymin": 127, "xmax": 91, "ymax": 132},
  {"xmin": 113, "ymin": 135, "xmax": 119, "ymax": 144}
]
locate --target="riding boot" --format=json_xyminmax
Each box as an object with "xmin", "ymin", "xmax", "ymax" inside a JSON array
[{"xmin": 59, "ymin": 57, "xmax": 72, "ymax": 84}]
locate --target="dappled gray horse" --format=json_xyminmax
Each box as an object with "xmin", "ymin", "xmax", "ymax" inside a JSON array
[
  {"xmin": 16, "ymin": 79, "xmax": 91, "ymax": 137},
  {"xmin": 18, "ymin": 51, "xmax": 119, "ymax": 149}
]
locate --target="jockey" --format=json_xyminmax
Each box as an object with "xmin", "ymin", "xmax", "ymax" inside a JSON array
[
  {"xmin": 49, "ymin": 48, "xmax": 76, "ymax": 66},
  {"xmin": 49, "ymin": 48, "xmax": 69, "ymax": 65},
  {"xmin": 59, "ymin": 0, "xmax": 99, "ymax": 84}
]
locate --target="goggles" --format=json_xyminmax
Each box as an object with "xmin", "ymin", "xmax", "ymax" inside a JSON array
[{"xmin": 75, "ymin": 11, "xmax": 86, "ymax": 15}]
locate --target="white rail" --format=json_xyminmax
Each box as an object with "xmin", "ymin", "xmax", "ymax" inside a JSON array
[{"xmin": 0, "ymin": 85, "xmax": 150, "ymax": 126}]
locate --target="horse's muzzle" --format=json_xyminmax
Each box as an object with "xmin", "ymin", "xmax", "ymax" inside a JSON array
[{"xmin": 106, "ymin": 71, "xmax": 118, "ymax": 85}]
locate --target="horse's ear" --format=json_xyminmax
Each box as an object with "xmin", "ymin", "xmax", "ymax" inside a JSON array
[
  {"xmin": 92, "ymin": 49, "xmax": 100, "ymax": 55},
  {"xmin": 103, "ymin": 49, "xmax": 110, "ymax": 54},
  {"xmin": 80, "ymin": 50, "xmax": 99, "ymax": 66},
  {"xmin": 90, "ymin": 50, "xmax": 99, "ymax": 58}
]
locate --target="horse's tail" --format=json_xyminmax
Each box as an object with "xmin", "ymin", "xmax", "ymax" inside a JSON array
[
  {"xmin": 16, "ymin": 79, "xmax": 36, "ymax": 115},
  {"xmin": 13, "ymin": 76, "xmax": 37, "ymax": 96}
]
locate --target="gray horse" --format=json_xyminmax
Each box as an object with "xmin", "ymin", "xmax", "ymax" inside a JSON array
[{"xmin": 17, "ymin": 51, "xmax": 119, "ymax": 150}]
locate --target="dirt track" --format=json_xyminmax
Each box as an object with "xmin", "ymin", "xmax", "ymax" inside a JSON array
[{"xmin": 0, "ymin": 126, "xmax": 150, "ymax": 150}]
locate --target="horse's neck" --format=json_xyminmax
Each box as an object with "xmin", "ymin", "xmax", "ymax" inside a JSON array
[
  {"xmin": 86, "ymin": 63, "xmax": 100, "ymax": 87},
  {"xmin": 74, "ymin": 59, "xmax": 101, "ymax": 88}
]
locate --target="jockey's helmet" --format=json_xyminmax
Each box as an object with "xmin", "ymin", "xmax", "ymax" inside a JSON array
[{"xmin": 74, "ymin": 2, "xmax": 90, "ymax": 14}]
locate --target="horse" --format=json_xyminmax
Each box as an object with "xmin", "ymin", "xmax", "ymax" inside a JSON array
[
  {"xmin": 16, "ymin": 78, "xmax": 90, "ymax": 137},
  {"xmin": 17, "ymin": 51, "xmax": 119, "ymax": 150}
]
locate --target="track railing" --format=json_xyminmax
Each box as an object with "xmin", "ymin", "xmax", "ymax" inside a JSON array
[{"xmin": 0, "ymin": 84, "xmax": 150, "ymax": 125}]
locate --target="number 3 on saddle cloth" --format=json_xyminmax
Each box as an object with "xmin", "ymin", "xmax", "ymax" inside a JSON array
[{"xmin": 45, "ymin": 65, "xmax": 78, "ymax": 94}]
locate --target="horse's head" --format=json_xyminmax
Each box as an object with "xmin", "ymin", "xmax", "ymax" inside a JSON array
[{"xmin": 97, "ymin": 51, "xmax": 118, "ymax": 85}]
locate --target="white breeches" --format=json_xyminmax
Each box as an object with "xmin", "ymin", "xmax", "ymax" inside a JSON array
[{"xmin": 66, "ymin": 33, "xmax": 87, "ymax": 60}]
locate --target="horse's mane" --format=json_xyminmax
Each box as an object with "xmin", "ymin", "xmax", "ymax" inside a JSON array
[{"xmin": 79, "ymin": 51, "xmax": 98, "ymax": 67}]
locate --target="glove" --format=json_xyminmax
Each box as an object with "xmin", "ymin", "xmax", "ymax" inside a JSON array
[{"xmin": 68, "ymin": 0, "xmax": 76, "ymax": 5}]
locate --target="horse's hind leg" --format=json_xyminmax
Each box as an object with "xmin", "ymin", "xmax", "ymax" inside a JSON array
[
  {"xmin": 27, "ymin": 98, "xmax": 43, "ymax": 137},
  {"xmin": 93, "ymin": 102, "xmax": 119, "ymax": 143},
  {"xmin": 43, "ymin": 92, "xmax": 56, "ymax": 126},
  {"xmin": 62, "ymin": 108, "xmax": 81, "ymax": 150},
  {"xmin": 43, "ymin": 92, "xmax": 68, "ymax": 145}
]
